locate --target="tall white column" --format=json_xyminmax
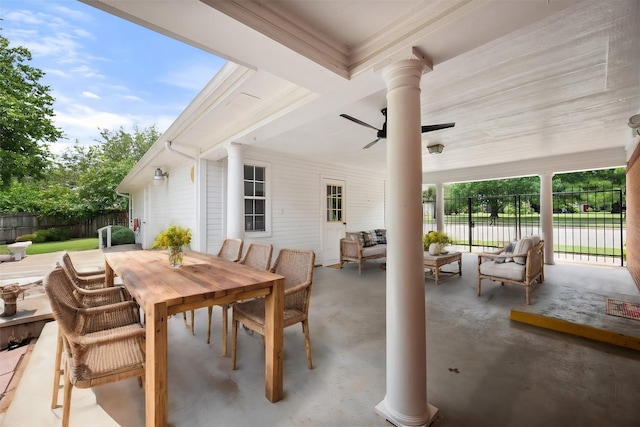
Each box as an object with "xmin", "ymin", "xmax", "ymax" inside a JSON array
[
  {"xmin": 226, "ymin": 143, "xmax": 244, "ymax": 240},
  {"xmin": 375, "ymin": 59, "xmax": 438, "ymax": 427},
  {"xmin": 436, "ymin": 183, "xmax": 445, "ymax": 234},
  {"xmin": 539, "ymin": 173, "xmax": 555, "ymax": 264}
]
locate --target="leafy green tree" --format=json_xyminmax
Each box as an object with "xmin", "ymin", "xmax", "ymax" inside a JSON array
[
  {"xmin": 0, "ymin": 31, "xmax": 61, "ymax": 188},
  {"xmin": 0, "ymin": 126, "xmax": 157, "ymax": 220}
]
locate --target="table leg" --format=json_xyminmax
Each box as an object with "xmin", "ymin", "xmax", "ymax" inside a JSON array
[
  {"xmin": 105, "ymin": 260, "xmax": 115, "ymax": 287},
  {"xmin": 434, "ymin": 266, "xmax": 440, "ymax": 285},
  {"xmin": 145, "ymin": 302, "xmax": 168, "ymax": 427},
  {"xmin": 458, "ymin": 259, "xmax": 462, "ymax": 277},
  {"xmin": 264, "ymin": 278, "xmax": 284, "ymax": 402}
]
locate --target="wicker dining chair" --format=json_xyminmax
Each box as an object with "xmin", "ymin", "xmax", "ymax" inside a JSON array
[
  {"xmin": 60, "ymin": 251, "xmax": 108, "ymax": 290},
  {"xmin": 44, "ymin": 266, "xmax": 142, "ymax": 426},
  {"xmin": 185, "ymin": 238, "xmax": 244, "ymax": 339},
  {"xmin": 214, "ymin": 243, "xmax": 273, "ymax": 354},
  {"xmin": 232, "ymin": 248, "xmax": 315, "ymax": 369}
]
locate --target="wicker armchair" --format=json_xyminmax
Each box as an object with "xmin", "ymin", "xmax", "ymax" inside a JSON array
[
  {"xmin": 216, "ymin": 243, "xmax": 273, "ymax": 354},
  {"xmin": 477, "ymin": 236, "xmax": 545, "ymax": 304},
  {"xmin": 186, "ymin": 238, "xmax": 244, "ymax": 339},
  {"xmin": 60, "ymin": 251, "xmax": 107, "ymax": 290},
  {"xmin": 232, "ymin": 249, "xmax": 315, "ymax": 370},
  {"xmin": 44, "ymin": 266, "xmax": 144, "ymax": 427}
]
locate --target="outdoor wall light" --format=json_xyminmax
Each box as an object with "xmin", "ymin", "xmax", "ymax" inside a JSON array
[
  {"xmin": 153, "ymin": 168, "xmax": 168, "ymax": 186},
  {"xmin": 427, "ymin": 143, "xmax": 444, "ymax": 154},
  {"xmin": 629, "ymin": 114, "xmax": 640, "ymax": 136}
]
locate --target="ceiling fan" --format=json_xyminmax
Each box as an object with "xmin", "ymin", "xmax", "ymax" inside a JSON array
[{"xmin": 340, "ymin": 108, "xmax": 455, "ymax": 149}]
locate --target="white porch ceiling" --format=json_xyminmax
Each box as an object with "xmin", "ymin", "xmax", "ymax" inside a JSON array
[{"xmin": 83, "ymin": 0, "xmax": 640, "ymax": 189}]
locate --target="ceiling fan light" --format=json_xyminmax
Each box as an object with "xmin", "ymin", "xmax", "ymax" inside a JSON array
[{"xmin": 427, "ymin": 143, "xmax": 444, "ymax": 154}]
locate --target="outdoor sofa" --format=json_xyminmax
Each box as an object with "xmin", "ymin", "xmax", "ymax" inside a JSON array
[{"xmin": 340, "ymin": 229, "xmax": 387, "ymax": 274}]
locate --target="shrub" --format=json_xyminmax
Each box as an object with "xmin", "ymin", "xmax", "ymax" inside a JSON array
[
  {"xmin": 16, "ymin": 231, "xmax": 48, "ymax": 243},
  {"xmin": 110, "ymin": 225, "xmax": 135, "ymax": 246},
  {"xmin": 46, "ymin": 227, "xmax": 73, "ymax": 242},
  {"xmin": 15, "ymin": 233, "xmax": 36, "ymax": 243}
]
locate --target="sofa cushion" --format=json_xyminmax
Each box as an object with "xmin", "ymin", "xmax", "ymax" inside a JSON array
[
  {"xmin": 362, "ymin": 244, "xmax": 386, "ymax": 257},
  {"xmin": 346, "ymin": 232, "xmax": 365, "ymax": 247},
  {"xmin": 480, "ymin": 261, "xmax": 525, "ymax": 281},
  {"xmin": 513, "ymin": 237, "xmax": 534, "ymax": 265},
  {"xmin": 362, "ymin": 231, "xmax": 377, "ymax": 247},
  {"xmin": 374, "ymin": 229, "xmax": 387, "ymax": 244}
]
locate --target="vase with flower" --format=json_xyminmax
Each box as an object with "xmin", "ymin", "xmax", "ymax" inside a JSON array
[
  {"xmin": 152, "ymin": 225, "xmax": 192, "ymax": 268},
  {"xmin": 423, "ymin": 231, "xmax": 451, "ymax": 256}
]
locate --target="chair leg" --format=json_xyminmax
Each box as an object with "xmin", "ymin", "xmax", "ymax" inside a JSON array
[
  {"xmin": 477, "ymin": 278, "xmax": 482, "ymax": 296},
  {"xmin": 62, "ymin": 364, "xmax": 73, "ymax": 427},
  {"xmin": 183, "ymin": 311, "xmax": 195, "ymax": 335},
  {"xmin": 190, "ymin": 310, "xmax": 195, "ymax": 335},
  {"xmin": 231, "ymin": 318, "xmax": 238, "ymax": 370},
  {"xmin": 302, "ymin": 320, "xmax": 313, "ymax": 369},
  {"xmin": 207, "ymin": 306, "xmax": 213, "ymax": 345},
  {"xmin": 51, "ymin": 330, "xmax": 63, "ymax": 409},
  {"xmin": 222, "ymin": 304, "xmax": 228, "ymax": 356}
]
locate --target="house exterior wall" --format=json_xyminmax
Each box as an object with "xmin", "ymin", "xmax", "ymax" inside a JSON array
[
  {"xmin": 205, "ymin": 147, "xmax": 386, "ymax": 263},
  {"xmin": 129, "ymin": 164, "xmax": 197, "ymax": 249},
  {"xmin": 626, "ymin": 143, "xmax": 640, "ymax": 291},
  {"xmin": 205, "ymin": 160, "xmax": 226, "ymax": 254}
]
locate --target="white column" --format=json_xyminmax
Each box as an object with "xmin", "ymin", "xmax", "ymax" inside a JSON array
[
  {"xmin": 226, "ymin": 143, "xmax": 244, "ymax": 240},
  {"xmin": 193, "ymin": 159, "xmax": 207, "ymax": 252},
  {"xmin": 375, "ymin": 59, "xmax": 438, "ymax": 427},
  {"xmin": 436, "ymin": 183, "xmax": 445, "ymax": 234},
  {"xmin": 539, "ymin": 173, "xmax": 555, "ymax": 265}
]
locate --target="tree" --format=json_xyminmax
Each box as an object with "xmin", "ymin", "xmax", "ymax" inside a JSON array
[
  {"xmin": 0, "ymin": 126, "xmax": 158, "ymax": 220},
  {"xmin": 0, "ymin": 31, "xmax": 61, "ymax": 188}
]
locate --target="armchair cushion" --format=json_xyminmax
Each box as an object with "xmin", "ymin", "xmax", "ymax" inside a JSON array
[
  {"xmin": 346, "ymin": 232, "xmax": 365, "ymax": 246},
  {"xmin": 479, "ymin": 261, "xmax": 525, "ymax": 281},
  {"xmin": 513, "ymin": 237, "xmax": 534, "ymax": 265}
]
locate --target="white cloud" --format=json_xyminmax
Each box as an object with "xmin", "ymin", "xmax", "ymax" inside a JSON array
[
  {"xmin": 82, "ymin": 91, "xmax": 100, "ymax": 99},
  {"xmin": 122, "ymin": 95, "xmax": 143, "ymax": 102}
]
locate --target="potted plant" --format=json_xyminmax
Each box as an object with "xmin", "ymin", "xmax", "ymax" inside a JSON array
[
  {"xmin": 423, "ymin": 231, "xmax": 451, "ymax": 255},
  {"xmin": 152, "ymin": 224, "xmax": 192, "ymax": 268}
]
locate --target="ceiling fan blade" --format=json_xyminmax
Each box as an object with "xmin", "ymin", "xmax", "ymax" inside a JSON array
[
  {"xmin": 340, "ymin": 114, "xmax": 381, "ymax": 131},
  {"xmin": 363, "ymin": 138, "xmax": 380, "ymax": 149},
  {"xmin": 421, "ymin": 123, "xmax": 455, "ymax": 133}
]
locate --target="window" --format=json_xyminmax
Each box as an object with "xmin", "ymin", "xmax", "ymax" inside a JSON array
[
  {"xmin": 244, "ymin": 164, "xmax": 266, "ymax": 232},
  {"xmin": 326, "ymin": 184, "xmax": 343, "ymax": 222}
]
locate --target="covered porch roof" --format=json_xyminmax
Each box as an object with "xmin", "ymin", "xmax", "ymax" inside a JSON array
[{"xmin": 81, "ymin": 0, "xmax": 640, "ymax": 192}]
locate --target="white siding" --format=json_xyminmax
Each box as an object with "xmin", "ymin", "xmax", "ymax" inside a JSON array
[
  {"xmin": 131, "ymin": 191, "xmax": 144, "ymax": 245},
  {"xmin": 206, "ymin": 160, "xmax": 225, "ymax": 254},
  {"xmin": 129, "ymin": 164, "xmax": 196, "ymax": 249},
  {"xmin": 217, "ymin": 147, "xmax": 387, "ymax": 263}
]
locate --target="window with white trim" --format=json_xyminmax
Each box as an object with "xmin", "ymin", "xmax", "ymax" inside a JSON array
[{"xmin": 244, "ymin": 164, "xmax": 266, "ymax": 232}]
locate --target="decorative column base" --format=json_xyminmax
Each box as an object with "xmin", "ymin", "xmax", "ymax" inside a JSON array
[{"xmin": 375, "ymin": 399, "xmax": 439, "ymax": 427}]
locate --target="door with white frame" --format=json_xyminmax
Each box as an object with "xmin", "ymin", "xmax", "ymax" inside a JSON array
[{"xmin": 322, "ymin": 178, "xmax": 346, "ymax": 266}]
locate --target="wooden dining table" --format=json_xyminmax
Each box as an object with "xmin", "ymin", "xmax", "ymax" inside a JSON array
[{"xmin": 104, "ymin": 249, "xmax": 285, "ymax": 427}]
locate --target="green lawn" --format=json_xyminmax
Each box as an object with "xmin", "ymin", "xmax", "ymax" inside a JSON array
[
  {"xmin": 426, "ymin": 212, "xmax": 626, "ymax": 227},
  {"xmin": 0, "ymin": 238, "xmax": 99, "ymax": 255}
]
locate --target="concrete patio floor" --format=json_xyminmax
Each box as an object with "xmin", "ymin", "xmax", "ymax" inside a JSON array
[{"xmin": 1, "ymin": 249, "xmax": 640, "ymax": 426}]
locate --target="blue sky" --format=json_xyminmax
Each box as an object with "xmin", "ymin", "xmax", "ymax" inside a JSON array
[{"xmin": 1, "ymin": 0, "xmax": 226, "ymax": 154}]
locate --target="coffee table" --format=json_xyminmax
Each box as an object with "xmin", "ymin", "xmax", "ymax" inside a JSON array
[{"xmin": 423, "ymin": 251, "xmax": 462, "ymax": 285}]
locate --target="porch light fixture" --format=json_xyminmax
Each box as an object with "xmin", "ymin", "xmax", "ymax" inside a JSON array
[
  {"xmin": 427, "ymin": 143, "xmax": 444, "ymax": 154},
  {"xmin": 629, "ymin": 114, "xmax": 640, "ymax": 136},
  {"xmin": 153, "ymin": 168, "xmax": 168, "ymax": 186}
]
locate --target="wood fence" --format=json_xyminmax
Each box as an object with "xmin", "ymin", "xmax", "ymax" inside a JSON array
[{"xmin": 0, "ymin": 212, "xmax": 128, "ymax": 244}]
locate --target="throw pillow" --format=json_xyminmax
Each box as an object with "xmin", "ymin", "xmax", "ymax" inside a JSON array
[
  {"xmin": 374, "ymin": 229, "xmax": 387, "ymax": 244},
  {"xmin": 513, "ymin": 237, "xmax": 534, "ymax": 265},
  {"xmin": 362, "ymin": 231, "xmax": 377, "ymax": 247}
]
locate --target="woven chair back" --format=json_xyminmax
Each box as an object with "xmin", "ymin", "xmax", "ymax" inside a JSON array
[
  {"xmin": 240, "ymin": 243, "xmax": 273, "ymax": 271},
  {"xmin": 218, "ymin": 238, "xmax": 243, "ymax": 262},
  {"xmin": 271, "ymin": 249, "xmax": 315, "ymax": 312}
]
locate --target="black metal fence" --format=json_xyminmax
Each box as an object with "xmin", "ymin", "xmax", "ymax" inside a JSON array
[{"xmin": 424, "ymin": 188, "xmax": 625, "ymax": 265}]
